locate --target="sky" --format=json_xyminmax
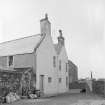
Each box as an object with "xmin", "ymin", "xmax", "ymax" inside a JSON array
[{"xmin": 0, "ymin": 0, "xmax": 105, "ymax": 79}]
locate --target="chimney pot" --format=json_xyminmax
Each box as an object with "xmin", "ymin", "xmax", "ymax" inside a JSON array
[
  {"xmin": 45, "ymin": 13, "xmax": 48, "ymax": 20},
  {"xmin": 59, "ymin": 29, "xmax": 62, "ymax": 37}
]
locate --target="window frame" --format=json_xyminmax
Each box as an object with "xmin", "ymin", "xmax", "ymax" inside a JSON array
[
  {"xmin": 59, "ymin": 60, "xmax": 61, "ymax": 70},
  {"xmin": 66, "ymin": 76, "xmax": 68, "ymax": 87},
  {"xmin": 59, "ymin": 78, "xmax": 62, "ymax": 83},
  {"xmin": 8, "ymin": 56, "xmax": 13, "ymax": 66},
  {"xmin": 53, "ymin": 56, "xmax": 56, "ymax": 67},
  {"xmin": 66, "ymin": 63, "xmax": 68, "ymax": 72},
  {"xmin": 48, "ymin": 77, "xmax": 52, "ymax": 83}
]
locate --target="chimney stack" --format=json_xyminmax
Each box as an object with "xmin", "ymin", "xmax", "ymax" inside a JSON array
[
  {"xmin": 40, "ymin": 14, "xmax": 51, "ymax": 36},
  {"xmin": 58, "ymin": 30, "xmax": 65, "ymax": 46}
]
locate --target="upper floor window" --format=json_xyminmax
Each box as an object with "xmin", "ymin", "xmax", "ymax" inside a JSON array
[
  {"xmin": 66, "ymin": 63, "xmax": 68, "ymax": 72},
  {"xmin": 48, "ymin": 77, "xmax": 52, "ymax": 83},
  {"xmin": 59, "ymin": 78, "xmax": 62, "ymax": 83},
  {"xmin": 59, "ymin": 60, "xmax": 61, "ymax": 70},
  {"xmin": 53, "ymin": 56, "xmax": 56, "ymax": 67},
  {"xmin": 8, "ymin": 56, "xmax": 13, "ymax": 66}
]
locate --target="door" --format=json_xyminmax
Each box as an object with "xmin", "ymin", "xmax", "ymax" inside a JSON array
[{"xmin": 40, "ymin": 75, "xmax": 44, "ymax": 93}]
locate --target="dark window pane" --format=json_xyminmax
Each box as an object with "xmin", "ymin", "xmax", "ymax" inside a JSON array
[
  {"xmin": 48, "ymin": 77, "xmax": 52, "ymax": 83},
  {"xmin": 53, "ymin": 56, "xmax": 56, "ymax": 67},
  {"xmin": 59, "ymin": 60, "xmax": 61, "ymax": 70},
  {"xmin": 8, "ymin": 56, "xmax": 13, "ymax": 66},
  {"xmin": 59, "ymin": 78, "xmax": 62, "ymax": 83}
]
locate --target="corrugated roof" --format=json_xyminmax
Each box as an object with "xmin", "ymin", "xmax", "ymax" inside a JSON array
[{"xmin": 0, "ymin": 34, "xmax": 43, "ymax": 56}]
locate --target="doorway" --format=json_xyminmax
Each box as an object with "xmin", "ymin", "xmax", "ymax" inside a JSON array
[{"xmin": 40, "ymin": 75, "xmax": 44, "ymax": 93}]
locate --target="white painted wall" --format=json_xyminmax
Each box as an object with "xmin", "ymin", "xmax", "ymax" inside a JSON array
[
  {"xmin": 57, "ymin": 46, "xmax": 69, "ymax": 93},
  {"xmin": 36, "ymin": 35, "xmax": 58, "ymax": 95},
  {"xmin": 0, "ymin": 56, "xmax": 7, "ymax": 67},
  {"xmin": 36, "ymin": 33, "xmax": 69, "ymax": 95}
]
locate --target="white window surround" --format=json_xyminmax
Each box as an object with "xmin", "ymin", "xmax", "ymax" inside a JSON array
[{"xmin": 7, "ymin": 56, "xmax": 14, "ymax": 67}]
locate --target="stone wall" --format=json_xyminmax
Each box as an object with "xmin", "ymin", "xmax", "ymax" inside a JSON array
[
  {"xmin": 92, "ymin": 80, "xmax": 105, "ymax": 95},
  {"xmin": 0, "ymin": 71, "xmax": 22, "ymax": 96},
  {"xmin": 69, "ymin": 81, "xmax": 86, "ymax": 89}
]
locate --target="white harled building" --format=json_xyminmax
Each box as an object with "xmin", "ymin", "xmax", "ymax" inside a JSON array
[{"xmin": 0, "ymin": 14, "xmax": 69, "ymax": 95}]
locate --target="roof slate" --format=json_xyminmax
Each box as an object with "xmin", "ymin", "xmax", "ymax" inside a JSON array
[{"xmin": 0, "ymin": 34, "xmax": 42, "ymax": 56}]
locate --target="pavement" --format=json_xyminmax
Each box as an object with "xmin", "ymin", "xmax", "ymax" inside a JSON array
[{"xmin": 3, "ymin": 93, "xmax": 105, "ymax": 105}]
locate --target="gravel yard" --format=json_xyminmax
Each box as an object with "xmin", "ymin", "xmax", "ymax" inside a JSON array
[{"xmin": 3, "ymin": 93, "xmax": 105, "ymax": 105}]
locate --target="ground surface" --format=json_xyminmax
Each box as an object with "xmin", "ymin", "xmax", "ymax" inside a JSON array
[{"xmin": 3, "ymin": 92, "xmax": 105, "ymax": 105}]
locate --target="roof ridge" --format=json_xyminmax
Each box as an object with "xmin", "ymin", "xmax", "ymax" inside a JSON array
[{"xmin": 0, "ymin": 34, "xmax": 41, "ymax": 45}]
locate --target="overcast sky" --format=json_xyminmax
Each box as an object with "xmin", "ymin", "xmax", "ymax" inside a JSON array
[{"xmin": 0, "ymin": 0, "xmax": 105, "ymax": 79}]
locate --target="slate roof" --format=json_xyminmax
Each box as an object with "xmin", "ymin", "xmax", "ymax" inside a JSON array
[
  {"xmin": 0, "ymin": 34, "xmax": 44, "ymax": 56},
  {"xmin": 68, "ymin": 60, "xmax": 77, "ymax": 69}
]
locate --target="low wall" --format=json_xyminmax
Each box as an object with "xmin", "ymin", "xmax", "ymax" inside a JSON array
[
  {"xmin": 69, "ymin": 82, "xmax": 86, "ymax": 89},
  {"xmin": 69, "ymin": 81, "xmax": 92, "ymax": 93},
  {"xmin": 92, "ymin": 80, "xmax": 105, "ymax": 95}
]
